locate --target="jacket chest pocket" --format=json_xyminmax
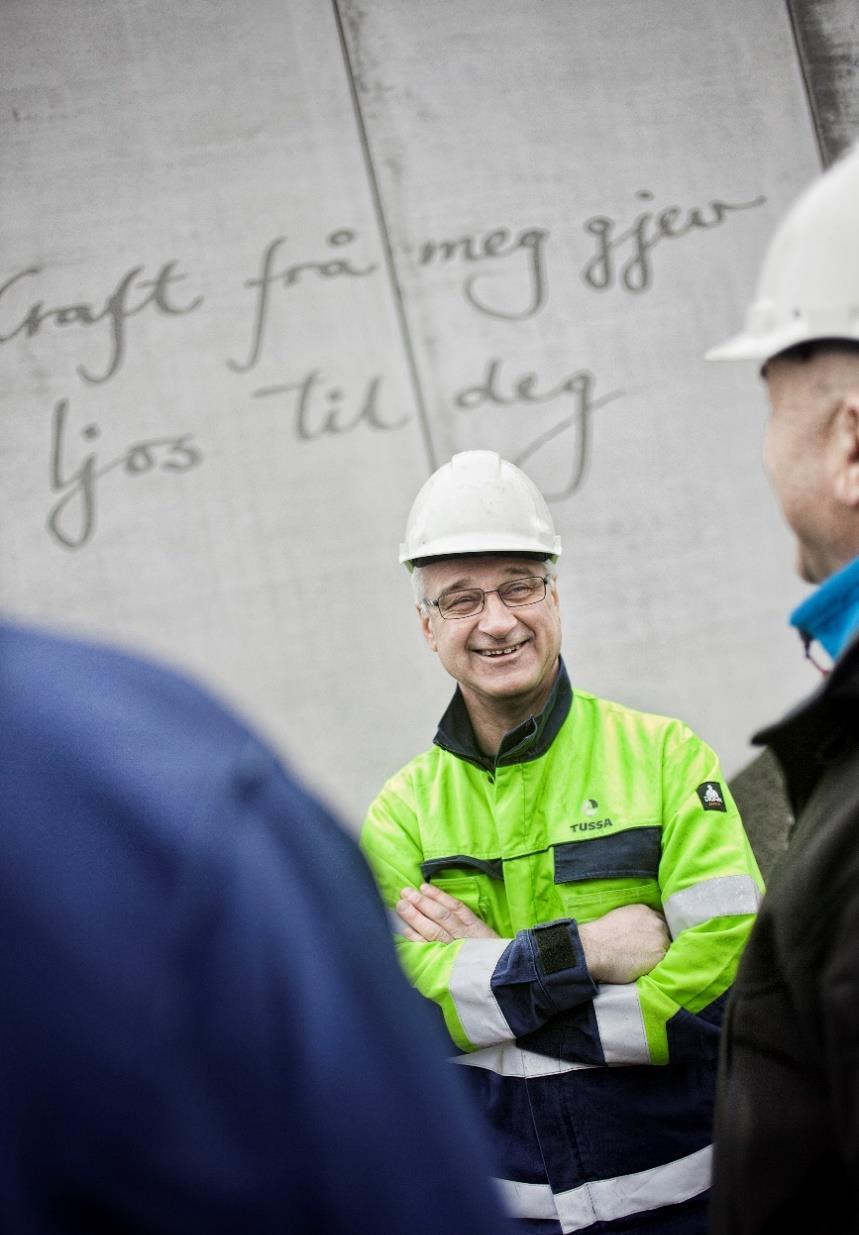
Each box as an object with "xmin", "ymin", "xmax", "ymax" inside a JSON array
[
  {"xmin": 420, "ymin": 856, "xmax": 502, "ymax": 923},
  {"xmin": 425, "ymin": 874, "xmax": 489, "ymax": 921},
  {"xmin": 553, "ymin": 826, "xmax": 661, "ymax": 917}
]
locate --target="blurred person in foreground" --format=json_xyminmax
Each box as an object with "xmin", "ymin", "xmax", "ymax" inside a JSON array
[
  {"xmin": 0, "ymin": 617, "xmax": 512, "ymax": 1235},
  {"xmin": 705, "ymin": 143, "xmax": 859, "ymax": 1233}
]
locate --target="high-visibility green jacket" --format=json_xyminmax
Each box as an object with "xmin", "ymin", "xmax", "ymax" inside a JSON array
[{"xmin": 361, "ymin": 661, "xmax": 763, "ymax": 1234}]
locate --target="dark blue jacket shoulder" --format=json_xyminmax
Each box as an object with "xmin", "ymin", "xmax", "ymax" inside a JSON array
[{"xmin": 0, "ymin": 621, "xmax": 510, "ymax": 1235}]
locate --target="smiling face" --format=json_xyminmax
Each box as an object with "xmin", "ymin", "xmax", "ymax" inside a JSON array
[{"xmin": 417, "ymin": 554, "xmax": 562, "ymax": 719}]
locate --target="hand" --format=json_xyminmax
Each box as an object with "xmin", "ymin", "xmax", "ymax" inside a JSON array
[
  {"xmin": 578, "ymin": 904, "xmax": 669, "ymax": 984},
  {"xmin": 396, "ymin": 883, "xmax": 499, "ymax": 943}
]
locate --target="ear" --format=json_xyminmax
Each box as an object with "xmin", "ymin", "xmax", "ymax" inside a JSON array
[
  {"xmin": 417, "ymin": 603, "xmax": 438, "ymax": 652},
  {"xmin": 832, "ymin": 395, "xmax": 859, "ymax": 508}
]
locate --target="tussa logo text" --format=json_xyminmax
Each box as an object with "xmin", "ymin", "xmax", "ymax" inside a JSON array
[{"xmin": 570, "ymin": 817, "xmax": 614, "ymax": 833}]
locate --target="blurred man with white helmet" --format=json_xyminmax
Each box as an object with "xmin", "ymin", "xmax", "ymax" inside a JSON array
[
  {"xmin": 706, "ymin": 143, "xmax": 859, "ymax": 1234},
  {"xmin": 361, "ymin": 449, "xmax": 763, "ymax": 1235}
]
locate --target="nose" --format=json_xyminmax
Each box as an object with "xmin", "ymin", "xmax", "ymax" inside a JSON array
[{"xmin": 477, "ymin": 589, "xmax": 519, "ymax": 638}]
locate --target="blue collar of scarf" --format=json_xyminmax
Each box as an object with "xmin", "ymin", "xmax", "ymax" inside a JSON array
[{"xmin": 790, "ymin": 555, "xmax": 859, "ymax": 661}]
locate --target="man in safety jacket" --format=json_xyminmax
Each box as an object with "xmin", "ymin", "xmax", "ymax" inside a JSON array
[
  {"xmin": 361, "ymin": 450, "xmax": 764, "ymax": 1235},
  {"xmin": 705, "ymin": 144, "xmax": 859, "ymax": 1233}
]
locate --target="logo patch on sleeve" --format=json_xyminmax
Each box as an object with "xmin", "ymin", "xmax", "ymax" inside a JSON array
[{"xmin": 697, "ymin": 781, "xmax": 727, "ymax": 812}]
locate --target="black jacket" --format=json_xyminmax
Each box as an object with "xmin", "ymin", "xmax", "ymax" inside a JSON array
[{"xmin": 710, "ymin": 635, "xmax": 859, "ymax": 1234}]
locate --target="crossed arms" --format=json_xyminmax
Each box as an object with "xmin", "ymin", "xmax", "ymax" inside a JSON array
[{"xmin": 397, "ymin": 882, "xmax": 669, "ymax": 985}]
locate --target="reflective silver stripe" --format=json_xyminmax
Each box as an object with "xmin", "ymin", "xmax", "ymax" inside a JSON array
[
  {"xmin": 496, "ymin": 1145, "xmax": 712, "ymax": 1232},
  {"xmin": 448, "ymin": 938, "xmax": 512, "ymax": 1046},
  {"xmin": 557, "ymin": 1145, "xmax": 711, "ymax": 1231},
  {"xmin": 495, "ymin": 1177, "xmax": 559, "ymax": 1221},
  {"xmin": 451, "ymin": 981, "xmax": 649, "ymax": 1066},
  {"xmin": 663, "ymin": 874, "xmax": 762, "ymax": 938},
  {"xmin": 593, "ymin": 983, "xmax": 651, "ymax": 1064},
  {"xmin": 453, "ymin": 1042, "xmax": 598, "ymax": 1077}
]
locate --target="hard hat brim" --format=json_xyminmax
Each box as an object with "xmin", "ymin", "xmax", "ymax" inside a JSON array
[
  {"xmin": 399, "ymin": 531, "xmax": 562, "ymax": 567},
  {"xmin": 705, "ymin": 334, "xmax": 770, "ymax": 362},
  {"xmin": 706, "ymin": 322, "xmax": 859, "ymax": 363}
]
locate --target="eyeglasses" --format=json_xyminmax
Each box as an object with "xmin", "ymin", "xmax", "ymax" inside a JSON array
[{"xmin": 425, "ymin": 575, "xmax": 550, "ymax": 620}]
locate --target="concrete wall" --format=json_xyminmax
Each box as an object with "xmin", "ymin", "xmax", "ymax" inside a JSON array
[{"xmin": 2, "ymin": 1, "xmax": 857, "ymax": 859}]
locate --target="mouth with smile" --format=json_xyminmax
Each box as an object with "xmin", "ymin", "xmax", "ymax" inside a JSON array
[{"xmin": 472, "ymin": 640, "xmax": 529, "ymax": 658}]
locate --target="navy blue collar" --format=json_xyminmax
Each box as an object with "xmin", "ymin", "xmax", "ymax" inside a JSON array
[{"xmin": 433, "ymin": 658, "xmax": 572, "ymax": 772}]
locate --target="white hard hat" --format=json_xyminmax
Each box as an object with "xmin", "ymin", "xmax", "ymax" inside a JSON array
[
  {"xmin": 399, "ymin": 450, "xmax": 562, "ymax": 571},
  {"xmin": 707, "ymin": 144, "xmax": 859, "ymax": 362}
]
